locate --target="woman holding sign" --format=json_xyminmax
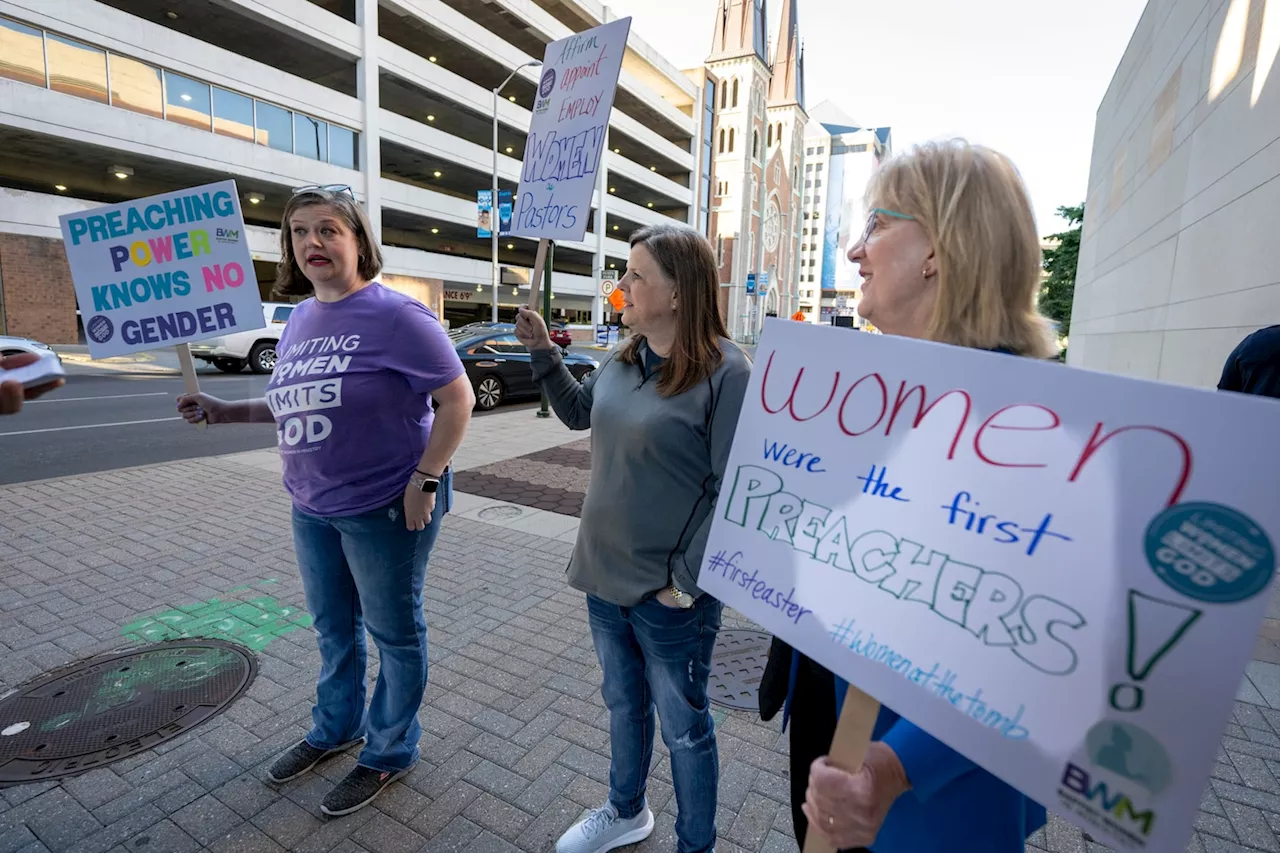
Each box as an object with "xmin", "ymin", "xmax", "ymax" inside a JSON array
[
  {"xmin": 514, "ymin": 223, "xmax": 751, "ymax": 853},
  {"xmin": 776, "ymin": 140, "xmax": 1056, "ymax": 852},
  {"xmin": 177, "ymin": 185, "xmax": 474, "ymax": 816}
]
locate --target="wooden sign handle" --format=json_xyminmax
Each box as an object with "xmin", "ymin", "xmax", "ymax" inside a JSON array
[
  {"xmin": 802, "ymin": 684, "xmax": 881, "ymax": 853},
  {"xmin": 526, "ymin": 238, "xmax": 550, "ymax": 311},
  {"xmin": 175, "ymin": 344, "xmax": 206, "ymax": 430}
]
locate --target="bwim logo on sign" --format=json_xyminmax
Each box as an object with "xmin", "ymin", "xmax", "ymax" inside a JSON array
[
  {"xmin": 214, "ymin": 227, "xmax": 240, "ymax": 244},
  {"xmin": 534, "ymin": 68, "xmax": 557, "ymax": 114},
  {"xmin": 1059, "ymin": 763, "xmax": 1156, "ymax": 844}
]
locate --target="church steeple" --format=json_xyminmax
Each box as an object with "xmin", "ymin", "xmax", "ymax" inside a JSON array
[
  {"xmin": 708, "ymin": 0, "xmax": 769, "ymax": 65},
  {"xmin": 768, "ymin": 0, "xmax": 805, "ymax": 110}
]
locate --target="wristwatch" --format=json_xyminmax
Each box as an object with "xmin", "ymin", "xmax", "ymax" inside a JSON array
[
  {"xmin": 409, "ymin": 470, "xmax": 440, "ymax": 493},
  {"xmin": 666, "ymin": 585, "xmax": 695, "ymax": 609}
]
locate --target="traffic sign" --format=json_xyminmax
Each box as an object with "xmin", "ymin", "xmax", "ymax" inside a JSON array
[{"xmin": 602, "ymin": 280, "xmax": 616, "ymax": 296}]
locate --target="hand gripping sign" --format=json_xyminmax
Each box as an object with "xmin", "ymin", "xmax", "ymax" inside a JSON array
[{"xmin": 700, "ymin": 318, "xmax": 1280, "ymax": 853}]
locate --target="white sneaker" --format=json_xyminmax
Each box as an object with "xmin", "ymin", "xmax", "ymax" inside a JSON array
[{"xmin": 555, "ymin": 800, "xmax": 655, "ymax": 853}]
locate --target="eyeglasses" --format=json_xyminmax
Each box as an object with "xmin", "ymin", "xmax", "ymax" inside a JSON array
[
  {"xmin": 859, "ymin": 207, "xmax": 915, "ymax": 246},
  {"xmin": 291, "ymin": 184, "xmax": 354, "ymax": 197}
]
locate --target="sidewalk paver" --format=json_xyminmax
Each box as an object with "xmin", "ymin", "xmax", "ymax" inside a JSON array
[{"xmin": 0, "ymin": 407, "xmax": 1275, "ymax": 853}]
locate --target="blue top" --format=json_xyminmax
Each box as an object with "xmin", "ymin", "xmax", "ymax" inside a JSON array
[{"xmin": 780, "ymin": 654, "xmax": 1045, "ymax": 852}]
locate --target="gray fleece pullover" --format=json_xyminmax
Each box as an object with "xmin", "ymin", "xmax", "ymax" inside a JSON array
[{"xmin": 530, "ymin": 338, "xmax": 752, "ymax": 606}]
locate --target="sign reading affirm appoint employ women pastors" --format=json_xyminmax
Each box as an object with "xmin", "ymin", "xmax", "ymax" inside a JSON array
[
  {"xmin": 701, "ymin": 319, "xmax": 1280, "ymax": 852},
  {"xmin": 58, "ymin": 180, "xmax": 263, "ymax": 359},
  {"xmin": 511, "ymin": 16, "xmax": 631, "ymax": 242}
]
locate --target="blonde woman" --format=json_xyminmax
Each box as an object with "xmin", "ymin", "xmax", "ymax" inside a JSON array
[{"xmin": 774, "ymin": 140, "xmax": 1055, "ymax": 853}]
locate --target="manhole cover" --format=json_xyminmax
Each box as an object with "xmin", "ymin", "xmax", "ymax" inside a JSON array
[
  {"xmin": 708, "ymin": 629, "xmax": 772, "ymax": 711},
  {"xmin": 478, "ymin": 505, "xmax": 525, "ymax": 521},
  {"xmin": 0, "ymin": 640, "xmax": 256, "ymax": 785}
]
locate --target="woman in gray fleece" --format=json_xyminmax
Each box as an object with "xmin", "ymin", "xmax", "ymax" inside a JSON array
[{"xmin": 515, "ymin": 223, "xmax": 752, "ymax": 853}]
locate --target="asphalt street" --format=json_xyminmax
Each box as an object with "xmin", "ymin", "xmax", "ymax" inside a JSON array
[{"xmin": 0, "ymin": 360, "xmax": 537, "ymax": 485}]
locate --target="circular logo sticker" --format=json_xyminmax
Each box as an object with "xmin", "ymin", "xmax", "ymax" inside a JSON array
[
  {"xmin": 539, "ymin": 68, "xmax": 557, "ymax": 98},
  {"xmin": 1085, "ymin": 720, "xmax": 1172, "ymax": 794},
  {"xmin": 1145, "ymin": 502, "xmax": 1275, "ymax": 603},
  {"xmin": 86, "ymin": 315, "xmax": 114, "ymax": 344}
]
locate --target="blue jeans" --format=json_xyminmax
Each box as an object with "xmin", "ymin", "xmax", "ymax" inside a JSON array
[
  {"xmin": 291, "ymin": 474, "xmax": 451, "ymax": 773},
  {"xmin": 587, "ymin": 593, "xmax": 723, "ymax": 853}
]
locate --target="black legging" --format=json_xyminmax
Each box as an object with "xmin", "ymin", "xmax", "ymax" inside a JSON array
[{"xmin": 773, "ymin": 647, "xmax": 870, "ymax": 853}]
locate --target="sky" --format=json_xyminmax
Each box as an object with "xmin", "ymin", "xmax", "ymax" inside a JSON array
[{"xmin": 605, "ymin": 0, "xmax": 1149, "ymax": 235}]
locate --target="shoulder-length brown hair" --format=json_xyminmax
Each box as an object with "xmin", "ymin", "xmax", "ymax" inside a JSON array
[
  {"xmin": 865, "ymin": 139, "xmax": 1055, "ymax": 358},
  {"xmin": 274, "ymin": 188, "xmax": 383, "ymax": 298},
  {"xmin": 616, "ymin": 224, "xmax": 731, "ymax": 397}
]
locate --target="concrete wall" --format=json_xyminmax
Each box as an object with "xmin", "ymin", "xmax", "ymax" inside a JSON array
[{"xmin": 1070, "ymin": 0, "xmax": 1280, "ymax": 386}]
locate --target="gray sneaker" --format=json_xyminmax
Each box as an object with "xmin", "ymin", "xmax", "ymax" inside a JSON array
[
  {"xmin": 265, "ymin": 737, "xmax": 364, "ymax": 783},
  {"xmin": 555, "ymin": 800, "xmax": 654, "ymax": 853}
]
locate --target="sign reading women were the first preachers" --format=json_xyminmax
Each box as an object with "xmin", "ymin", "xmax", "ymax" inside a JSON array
[
  {"xmin": 59, "ymin": 180, "xmax": 263, "ymax": 359},
  {"xmin": 701, "ymin": 319, "xmax": 1280, "ymax": 853}
]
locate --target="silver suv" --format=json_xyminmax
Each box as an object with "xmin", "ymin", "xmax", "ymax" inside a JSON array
[{"xmin": 188, "ymin": 302, "xmax": 295, "ymax": 374}]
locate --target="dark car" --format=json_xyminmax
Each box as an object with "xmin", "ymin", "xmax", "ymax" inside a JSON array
[{"xmin": 450, "ymin": 324, "xmax": 598, "ymax": 410}]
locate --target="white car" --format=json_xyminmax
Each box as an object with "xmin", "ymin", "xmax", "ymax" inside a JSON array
[
  {"xmin": 189, "ymin": 302, "xmax": 296, "ymax": 374},
  {"xmin": 0, "ymin": 335, "xmax": 61, "ymax": 362}
]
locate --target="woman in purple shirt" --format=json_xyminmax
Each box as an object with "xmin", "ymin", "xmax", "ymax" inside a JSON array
[{"xmin": 177, "ymin": 185, "xmax": 474, "ymax": 816}]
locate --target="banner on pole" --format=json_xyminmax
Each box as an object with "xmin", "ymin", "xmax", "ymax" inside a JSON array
[
  {"xmin": 511, "ymin": 17, "xmax": 632, "ymax": 242},
  {"xmin": 59, "ymin": 180, "xmax": 264, "ymax": 359},
  {"xmin": 700, "ymin": 319, "xmax": 1280, "ymax": 853},
  {"xmin": 477, "ymin": 190, "xmax": 513, "ymax": 238}
]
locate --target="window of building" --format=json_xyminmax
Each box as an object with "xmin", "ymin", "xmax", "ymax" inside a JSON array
[
  {"xmin": 806, "ymin": 146, "xmax": 814, "ymax": 155},
  {"xmin": 766, "ymin": 125, "xmax": 773, "ymax": 147},
  {"xmin": 752, "ymin": 130, "xmax": 759, "ymax": 159},
  {"xmin": 731, "ymin": 78, "xmax": 739, "ymax": 108},
  {"xmin": 806, "ymin": 164, "xmax": 813, "ymax": 173},
  {"xmin": 814, "ymin": 179, "xmax": 822, "ymax": 188},
  {"xmin": 212, "ymin": 87, "xmax": 254, "ymax": 141},
  {"xmin": 294, "ymin": 113, "xmax": 328, "ymax": 161},
  {"xmin": 164, "ymin": 70, "xmax": 211, "ymax": 130},
  {"xmin": 46, "ymin": 34, "xmax": 107, "ymax": 104},
  {"xmin": 255, "ymin": 100, "xmax": 293, "ymax": 152},
  {"xmin": 728, "ymin": 128, "xmax": 735, "ymax": 153},
  {"xmin": 720, "ymin": 80, "xmax": 728, "ymax": 109},
  {"xmin": 816, "ymin": 163, "xmax": 824, "ymax": 172},
  {"xmin": 805, "ymin": 180, "xmax": 812, "ymax": 188},
  {"xmin": 718, "ymin": 128, "xmax": 726, "ymax": 154},
  {"xmin": 0, "ymin": 18, "xmax": 46, "ymax": 87},
  {"xmin": 716, "ymin": 235, "xmax": 725, "ymax": 266},
  {"xmin": 817, "ymin": 146, "xmax": 825, "ymax": 154},
  {"xmin": 109, "ymin": 55, "xmax": 162, "ymax": 118}
]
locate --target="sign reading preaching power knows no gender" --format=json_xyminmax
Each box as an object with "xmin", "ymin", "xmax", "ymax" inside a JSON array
[
  {"xmin": 700, "ymin": 319, "xmax": 1280, "ymax": 852},
  {"xmin": 511, "ymin": 17, "xmax": 631, "ymax": 243},
  {"xmin": 59, "ymin": 180, "xmax": 264, "ymax": 359}
]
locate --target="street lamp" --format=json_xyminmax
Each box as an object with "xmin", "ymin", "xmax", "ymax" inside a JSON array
[{"xmin": 492, "ymin": 59, "xmax": 542, "ymax": 322}]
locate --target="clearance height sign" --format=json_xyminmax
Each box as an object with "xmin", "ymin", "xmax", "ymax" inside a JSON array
[
  {"xmin": 59, "ymin": 180, "xmax": 264, "ymax": 359},
  {"xmin": 700, "ymin": 319, "xmax": 1280, "ymax": 852}
]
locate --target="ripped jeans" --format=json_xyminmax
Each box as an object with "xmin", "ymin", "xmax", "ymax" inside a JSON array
[{"xmin": 587, "ymin": 593, "xmax": 723, "ymax": 853}]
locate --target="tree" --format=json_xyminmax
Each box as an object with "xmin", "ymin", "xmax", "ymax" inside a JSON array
[{"xmin": 1040, "ymin": 204, "xmax": 1083, "ymax": 339}]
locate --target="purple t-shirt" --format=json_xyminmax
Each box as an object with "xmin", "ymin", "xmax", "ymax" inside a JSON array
[{"xmin": 265, "ymin": 283, "xmax": 464, "ymax": 517}]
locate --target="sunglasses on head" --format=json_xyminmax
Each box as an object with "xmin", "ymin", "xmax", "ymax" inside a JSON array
[{"xmin": 291, "ymin": 184, "xmax": 354, "ymax": 197}]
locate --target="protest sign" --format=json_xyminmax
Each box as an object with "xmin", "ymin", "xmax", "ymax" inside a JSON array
[
  {"xmin": 511, "ymin": 17, "xmax": 631, "ymax": 244},
  {"xmin": 700, "ymin": 319, "xmax": 1280, "ymax": 852},
  {"xmin": 59, "ymin": 180, "xmax": 263, "ymax": 360}
]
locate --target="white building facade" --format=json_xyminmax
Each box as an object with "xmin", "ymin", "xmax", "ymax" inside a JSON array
[
  {"xmin": 1070, "ymin": 0, "xmax": 1280, "ymax": 386},
  {"xmin": 0, "ymin": 0, "xmax": 710, "ymax": 342},
  {"xmin": 797, "ymin": 100, "xmax": 890, "ymax": 326}
]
